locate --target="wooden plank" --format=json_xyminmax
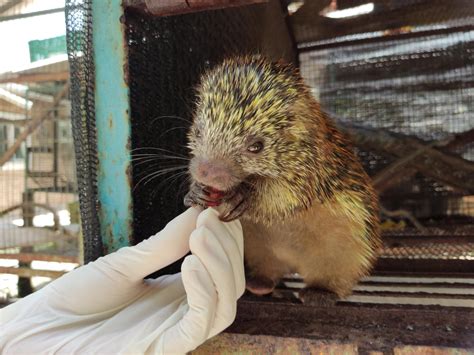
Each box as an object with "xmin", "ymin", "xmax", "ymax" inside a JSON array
[
  {"xmin": 375, "ymin": 258, "xmax": 474, "ymax": 274},
  {"xmin": 0, "ymin": 227, "xmax": 74, "ymax": 249},
  {"xmin": 299, "ymin": 24, "xmax": 474, "ymax": 52},
  {"xmin": 0, "ymin": 71, "xmax": 69, "ymax": 84},
  {"xmin": 338, "ymin": 122, "xmax": 474, "ymax": 194},
  {"xmin": 0, "ymin": 82, "xmax": 69, "ymax": 167},
  {"xmin": 363, "ymin": 276, "xmax": 474, "ymax": 285},
  {"xmin": 195, "ymin": 333, "xmax": 357, "ymax": 355},
  {"xmin": 0, "ymin": 0, "xmax": 22, "ymax": 14},
  {"xmin": 344, "ymin": 295, "xmax": 474, "ymax": 308},
  {"xmin": 291, "ymin": 0, "xmax": 474, "ymax": 44},
  {"xmin": 229, "ymin": 299, "xmax": 474, "ymax": 350},
  {"xmin": 0, "ymin": 253, "xmax": 79, "ymax": 264},
  {"xmin": 0, "ymin": 266, "xmax": 67, "ymax": 279},
  {"xmin": 394, "ymin": 346, "xmax": 473, "ymax": 355},
  {"xmin": 282, "ymin": 279, "xmax": 474, "ymax": 292},
  {"xmin": 352, "ymin": 285, "xmax": 474, "ymax": 296},
  {"xmin": 125, "ymin": 0, "xmax": 268, "ymax": 16}
]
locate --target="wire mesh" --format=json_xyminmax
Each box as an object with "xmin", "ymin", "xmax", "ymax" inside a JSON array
[
  {"xmin": 1, "ymin": 2, "xmax": 79, "ymax": 301},
  {"xmin": 126, "ymin": 3, "xmax": 277, "ymax": 247},
  {"xmin": 300, "ymin": 26, "xmax": 474, "ymax": 223},
  {"xmin": 298, "ymin": 16, "xmax": 474, "ymax": 263},
  {"xmin": 65, "ymin": 0, "xmax": 101, "ymax": 263}
]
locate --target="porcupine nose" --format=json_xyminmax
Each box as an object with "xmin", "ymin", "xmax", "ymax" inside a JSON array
[{"xmin": 192, "ymin": 158, "xmax": 233, "ymax": 191}]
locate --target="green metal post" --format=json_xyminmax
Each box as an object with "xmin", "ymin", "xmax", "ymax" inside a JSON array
[{"xmin": 92, "ymin": 0, "xmax": 133, "ymax": 253}]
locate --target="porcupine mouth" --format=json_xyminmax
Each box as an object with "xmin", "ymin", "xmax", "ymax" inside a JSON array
[
  {"xmin": 202, "ymin": 183, "xmax": 246, "ymax": 208},
  {"xmin": 203, "ymin": 186, "xmax": 226, "ymax": 207}
]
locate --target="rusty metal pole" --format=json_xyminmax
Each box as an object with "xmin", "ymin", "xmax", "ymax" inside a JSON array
[{"xmin": 92, "ymin": 0, "xmax": 133, "ymax": 254}]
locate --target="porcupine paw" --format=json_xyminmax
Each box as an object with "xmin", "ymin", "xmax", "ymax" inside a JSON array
[
  {"xmin": 219, "ymin": 184, "xmax": 251, "ymax": 222},
  {"xmin": 298, "ymin": 287, "xmax": 339, "ymax": 307},
  {"xmin": 184, "ymin": 183, "xmax": 222, "ymax": 209},
  {"xmin": 245, "ymin": 274, "xmax": 276, "ymax": 296}
]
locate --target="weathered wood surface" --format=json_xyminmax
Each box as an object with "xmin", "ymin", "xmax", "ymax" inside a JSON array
[
  {"xmin": 0, "ymin": 266, "xmax": 67, "ymax": 279},
  {"xmin": 0, "ymin": 82, "xmax": 70, "ymax": 167},
  {"xmin": 125, "ymin": 0, "xmax": 268, "ymax": 16},
  {"xmin": 0, "ymin": 253, "xmax": 79, "ymax": 263},
  {"xmin": 292, "ymin": 0, "xmax": 474, "ymax": 44},
  {"xmin": 373, "ymin": 128, "xmax": 474, "ymax": 193},
  {"xmin": 0, "ymin": 71, "xmax": 69, "ymax": 84},
  {"xmin": 338, "ymin": 122, "xmax": 474, "ymax": 193}
]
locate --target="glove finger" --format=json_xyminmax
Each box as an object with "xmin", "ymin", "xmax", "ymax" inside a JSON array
[
  {"xmin": 189, "ymin": 225, "xmax": 239, "ymax": 338},
  {"xmin": 95, "ymin": 207, "xmax": 201, "ymax": 282},
  {"xmin": 159, "ymin": 255, "xmax": 216, "ymax": 354},
  {"xmin": 196, "ymin": 208, "xmax": 245, "ymax": 298}
]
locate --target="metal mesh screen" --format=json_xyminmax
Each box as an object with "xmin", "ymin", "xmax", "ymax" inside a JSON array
[
  {"xmin": 299, "ymin": 22, "xmax": 474, "ymax": 265},
  {"xmin": 301, "ymin": 28, "xmax": 474, "ymax": 217},
  {"xmin": 65, "ymin": 0, "xmax": 102, "ymax": 263},
  {"xmin": 1, "ymin": 3, "xmax": 80, "ymax": 300},
  {"xmin": 127, "ymin": 4, "xmax": 282, "ymax": 247}
]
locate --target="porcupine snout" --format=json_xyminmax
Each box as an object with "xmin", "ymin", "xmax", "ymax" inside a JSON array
[{"xmin": 189, "ymin": 157, "xmax": 241, "ymax": 192}]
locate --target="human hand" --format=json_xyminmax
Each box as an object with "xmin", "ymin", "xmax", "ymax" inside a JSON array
[{"xmin": 0, "ymin": 207, "xmax": 245, "ymax": 354}]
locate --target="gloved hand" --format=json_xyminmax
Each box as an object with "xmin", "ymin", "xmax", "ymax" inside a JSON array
[{"xmin": 0, "ymin": 207, "xmax": 245, "ymax": 354}]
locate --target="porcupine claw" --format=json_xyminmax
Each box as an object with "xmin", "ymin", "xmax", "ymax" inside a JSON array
[
  {"xmin": 183, "ymin": 183, "xmax": 223, "ymax": 209},
  {"xmin": 219, "ymin": 184, "xmax": 251, "ymax": 222},
  {"xmin": 184, "ymin": 182, "xmax": 251, "ymax": 221}
]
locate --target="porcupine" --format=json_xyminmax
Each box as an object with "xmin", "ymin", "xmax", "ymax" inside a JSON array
[{"xmin": 184, "ymin": 55, "xmax": 381, "ymax": 300}]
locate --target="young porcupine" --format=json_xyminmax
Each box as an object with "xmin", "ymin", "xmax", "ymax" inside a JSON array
[{"xmin": 184, "ymin": 55, "xmax": 381, "ymax": 300}]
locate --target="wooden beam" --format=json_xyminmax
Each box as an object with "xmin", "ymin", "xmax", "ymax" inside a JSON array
[
  {"xmin": 0, "ymin": 82, "xmax": 70, "ymax": 167},
  {"xmin": 0, "ymin": 7, "xmax": 64, "ymax": 22},
  {"xmin": 0, "ymin": 0, "xmax": 22, "ymax": 14},
  {"xmin": 227, "ymin": 299, "xmax": 474, "ymax": 351},
  {"xmin": 373, "ymin": 128, "xmax": 474, "ymax": 193},
  {"xmin": 125, "ymin": 0, "xmax": 268, "ymax": 16},
  {"xmin": 0, "ymin": 253, "xmax": 79, "ymax": 264},
  {"xmin": 338, "ymin": 123, "xmax": 474, "ymax": 193},
  {"xmin": 292, "ymin": 0, "xmax": 474, "ymax": 44},
  {"xmin": 0, "ymin": 71, "xmax": 69, "ymax": 84},
  {"xmin": 0, "ymin": 267, "xmax": 68, "ymax": 279}
]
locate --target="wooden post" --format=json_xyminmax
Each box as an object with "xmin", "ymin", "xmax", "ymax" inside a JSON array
[{"xmin": 0, "ymin": 82, "xmax": 70, "ymax": 167}]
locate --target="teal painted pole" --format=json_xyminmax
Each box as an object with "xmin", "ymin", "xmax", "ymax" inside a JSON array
[{"xmin": 92, "ymin": 0, "xmax": 133, "ymax": 253}]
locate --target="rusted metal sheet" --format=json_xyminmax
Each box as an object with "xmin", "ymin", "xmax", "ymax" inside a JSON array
[{"xmin": 125, "ymin": 0, "xmax": 268, "ymax": 17}]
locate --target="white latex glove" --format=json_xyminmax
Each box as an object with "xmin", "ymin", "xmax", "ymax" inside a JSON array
[{"xmin": 0, "ymin": 207, "xmax": 245, "ymax": 354}]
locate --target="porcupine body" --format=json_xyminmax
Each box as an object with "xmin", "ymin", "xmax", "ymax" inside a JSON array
[{"xmin": 185, "ymin": 56, "xmax": 381, "ymax": 298}]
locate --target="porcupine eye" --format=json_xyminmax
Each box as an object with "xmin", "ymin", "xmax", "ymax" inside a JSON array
[{"xmin": 247, "ymin": 141, "xmax": 264, "ymax": 154}]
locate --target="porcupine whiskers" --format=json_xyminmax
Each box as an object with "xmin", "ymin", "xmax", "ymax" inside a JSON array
[
  {"xmin": 133, "ymin": 165, "xmax": 188, "ymax": 192},
  {"xmin": 132, "ymin": 150, "xmax": 189, "ymax": 192},
  {"xmin": 149, "ymin": 115, "xmax": 192, "ymax": 127}
]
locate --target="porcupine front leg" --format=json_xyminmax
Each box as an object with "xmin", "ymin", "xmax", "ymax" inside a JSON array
[
  {"xmin": 184, "ymin": 182, "xmax": 219, "ymax": 208},
  {"xmin": 184, "ymin": 181, "xmax": 251, "ymax": 221},
  {"xmin": 219, "ymin": 183, "xmax": 252, "ymax": 222}
]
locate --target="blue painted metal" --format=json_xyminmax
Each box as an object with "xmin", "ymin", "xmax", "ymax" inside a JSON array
[{"xmin": 92, "ymin": 0, "xmax": 133, "ymax": 253}]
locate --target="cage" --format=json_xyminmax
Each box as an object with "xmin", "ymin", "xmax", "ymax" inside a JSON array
[
  {"xmin": 65, "ymin": 0, "xmax": 473, "ymax": 352},
  {"xmin": 0, "ymin": 2, "xmax": 80, "ymax": 300}
]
